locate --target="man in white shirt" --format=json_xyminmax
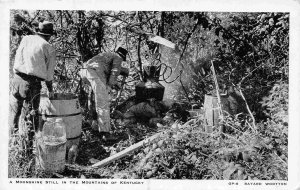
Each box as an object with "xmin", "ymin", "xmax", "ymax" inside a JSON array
[{"xmin": 9, "ymin": 21, "xmax": 57, "ymax": 154}]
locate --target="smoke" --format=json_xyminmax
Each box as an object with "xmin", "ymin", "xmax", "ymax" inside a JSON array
[{"xmin": 159, "ymin": 45, "xmax": 189, "ymax": 101}]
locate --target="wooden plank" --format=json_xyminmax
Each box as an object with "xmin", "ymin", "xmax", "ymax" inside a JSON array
[
  {"xmin": 149, "ymin": 36, "xmax": 175, "ymax": 49},
  {"xmin": 90, "ymin": 132, "xmax": 162, "ymax": 168}
]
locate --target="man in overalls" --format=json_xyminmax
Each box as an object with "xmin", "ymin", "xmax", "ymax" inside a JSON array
[{"xmin": 79, "ymin": 47, "xmax": 129, "ymax": 141}]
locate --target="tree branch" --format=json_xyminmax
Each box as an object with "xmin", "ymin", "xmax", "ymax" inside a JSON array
[{"xmin": 236, "ymin": 85, "xmax": 256, "ymax": 128}]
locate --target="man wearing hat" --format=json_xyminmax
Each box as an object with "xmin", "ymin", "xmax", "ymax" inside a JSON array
[
  {"xmin": 79, "ymin": 47, "xmax": 129, "ymax": 140},
  {"xmin": 9, "ymin": 20, "xmax": 57, "ymax": 152}
]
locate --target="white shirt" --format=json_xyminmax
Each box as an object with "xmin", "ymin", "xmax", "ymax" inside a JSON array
[{"xmin": 13, "ymin": 35, "xmax": 56, "ymax": 81}]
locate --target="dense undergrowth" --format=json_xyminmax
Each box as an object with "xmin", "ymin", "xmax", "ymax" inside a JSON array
[
  {"xmin": 8, "ymin": 80, "xmax": 288, "ymax": 180},
  {"xmin": 92, "ymin": 104, "xmax": 287, "ymax": 180}
]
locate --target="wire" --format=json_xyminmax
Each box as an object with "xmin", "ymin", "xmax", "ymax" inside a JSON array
[
  {"xmin": 159, "ymin": 62, "xmax": 182, "ymax": 84},
  {"xmin": 159, "ymin": 60, "xmax": 191, "ymax": 102},
  {"xmin": 159, "ymin": 62, "xmax": 171, "ymax": 79}
]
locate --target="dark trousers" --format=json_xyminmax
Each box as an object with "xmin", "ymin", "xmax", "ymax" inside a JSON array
[{"xmin": 9, "ymin": 73, "xmax": 42, "ymax": 154}]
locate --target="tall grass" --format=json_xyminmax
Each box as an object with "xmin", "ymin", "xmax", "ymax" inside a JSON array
[{"xmin": 8, "ymin": 133, "xmax": 37, "ymax": 178}]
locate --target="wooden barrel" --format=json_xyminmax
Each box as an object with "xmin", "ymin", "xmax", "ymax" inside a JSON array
[
  {"xmin": 203, "ymin": 94, "xmax": 230, "ymax": 132},
  {"xmin": 38, "ymin": 93, "xmax": 82, "ymax": 151}
]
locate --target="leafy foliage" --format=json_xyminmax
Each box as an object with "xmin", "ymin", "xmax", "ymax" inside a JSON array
[
  {"xmin": 95, "ymin": 115, "xmax": 287, "ymax": 180},
  {"xmin": 211, "ymin": 13, "xmax": 289, "ymax": 119}
]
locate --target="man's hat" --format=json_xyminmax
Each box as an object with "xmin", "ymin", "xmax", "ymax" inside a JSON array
[
  {"xmin": 116, "ymin": 47, "xmax": 128, "ymax": 61},
  {"xmin": 36, "ymin": 21, "xmax": 54, "ymax": 36}
]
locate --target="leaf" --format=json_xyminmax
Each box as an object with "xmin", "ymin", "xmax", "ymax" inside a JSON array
[
  {"xmin": 237, "ymin": 169, "xmax": 244, "ymax": 180},
  {"xmin": 80, "ymin": 174, "xmax": 86, "ymax": 179},
  {"xmin": 223, "ymin": 162, "xmax": 237, "ymax": 180},
  {"xmin": 169, "ymin": 167, "xmax": 176, "ymax": 175},
  {"xmin": 155, "ymin": 148, "xmax": 163, "ymax": 154},
  {"xmin": 144, "ymin": 146, "xmax": 150, "ymax": 154},
  {"xmin": 190, "ymin": 154, "xmax": 198, "ymax": 164}
]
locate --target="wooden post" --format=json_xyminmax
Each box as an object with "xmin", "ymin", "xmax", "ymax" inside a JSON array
[
  {"xmin": 210, "ymin": 60, "xmax": 225, "ymax": 135},
  {"xmin": 210, "ymin": 60, "xmax": 223, "ymax": 118}
]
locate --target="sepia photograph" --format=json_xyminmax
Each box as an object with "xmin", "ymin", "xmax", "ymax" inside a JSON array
[{"xmin": 1, "ymin": 0, "xmax": 300, "ymax": 189}]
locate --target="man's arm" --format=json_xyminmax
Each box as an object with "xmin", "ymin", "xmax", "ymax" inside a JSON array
[
  {"xmin": 46, "ymin": 45, "xmax": 56, "ymax": 96},
  {"xmin": 108, "ymin": 55, "xmax": 122, "ymax": 88}
]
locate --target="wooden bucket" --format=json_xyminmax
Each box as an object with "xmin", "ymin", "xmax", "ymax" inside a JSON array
[
  {"xmin": 38, "ymin": 93, "xmax": 82, "ymax": 152},
  {"xmin": 203, "ymin": 94, "xmax": 230, "ymax": 132}
]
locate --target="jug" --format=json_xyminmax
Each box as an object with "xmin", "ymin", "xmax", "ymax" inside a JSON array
[{"xmin": 36, "ymin": 117, "xmax": 67, "ymax": 173}]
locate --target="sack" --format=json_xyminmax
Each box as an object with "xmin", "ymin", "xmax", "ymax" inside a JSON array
[{"xmin": 124, "ymin": 102, "xmax": 157, "ymax": 122}]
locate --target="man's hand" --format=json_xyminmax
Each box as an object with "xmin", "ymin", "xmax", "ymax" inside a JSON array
[
  {"xmin": 48, "ymin": 91, "xmax": 54, "ymax": 99},
  {"xmin": 120, "ymin": 67, "xmax": 129, "ymax": 77},
  {"xmin": 108, "ymin": 77, "xmax": 117, "ymax": 88},
  {"xmin": 112, "ymin": 83, "xmax": 121, "ymax": 90}
]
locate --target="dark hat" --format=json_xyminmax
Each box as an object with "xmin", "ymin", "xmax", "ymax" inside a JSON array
[
  {"xmin": 36, "ymin": 21, "xmax": 54, "ymax": 36},
  {"xmin": 14, "ymin": 14, "xmax": 26, "ymax": 25},
  {"xmin": 116, "ymin": 47, "xmax": 128, "ymax": 61}
]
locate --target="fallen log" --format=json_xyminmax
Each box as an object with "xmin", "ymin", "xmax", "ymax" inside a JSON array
[{"xmin": 90, "ymin": 132, "xmax": 162, "ymax": 168}]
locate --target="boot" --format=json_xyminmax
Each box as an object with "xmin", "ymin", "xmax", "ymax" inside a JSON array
[
  {"xmin": 67, "ymin": 145, "xmax": 78, "ymax": 164},
  {"xmin": 91, "ymin": 120, "xmax": 99, "ymax": 131},
  {"xmin": 98, "ymin": 132, "xmax": 118, "ymax": 141}
]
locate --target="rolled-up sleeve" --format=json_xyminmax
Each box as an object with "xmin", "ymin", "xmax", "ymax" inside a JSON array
[{"xmin": 46, "ymin": 46, "xmax": 56, "ymax": 81}]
